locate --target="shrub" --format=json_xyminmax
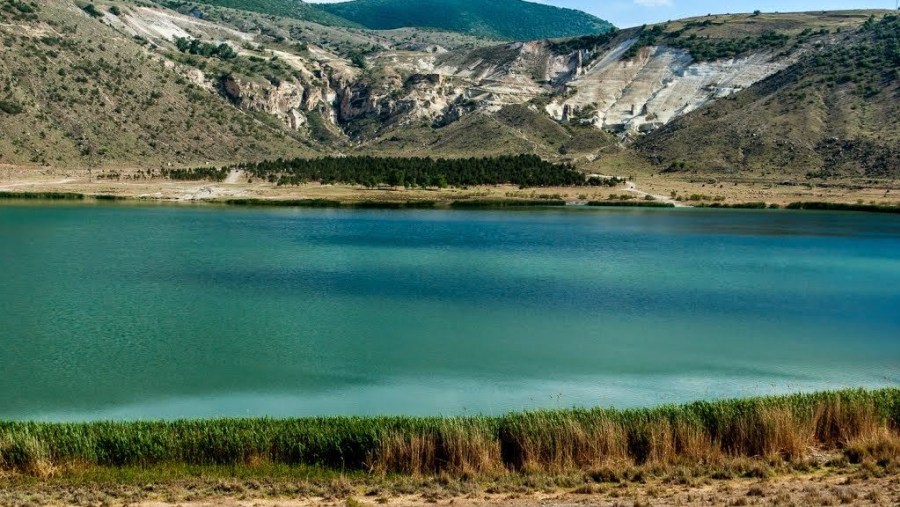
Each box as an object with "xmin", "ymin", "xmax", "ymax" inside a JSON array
[
  {"xmin": 80, "ymin": 3, "xmax": 102, "ymax": 18},
  {"xmin": 0, "ymin": 99, "xmax": 22, "ymax": 114}
]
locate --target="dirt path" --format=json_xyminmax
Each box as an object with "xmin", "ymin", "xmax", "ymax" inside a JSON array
[
  {"xmin": 0, "ymin": 178, "xmax": 76, "ymax": 189},
  {"xmin": 624, "ymin": 180, "xmax": 688, "ymax": 207},
  {"xmin": 224, "ymin": 170, "xmax": 243, "ymax": 184}
]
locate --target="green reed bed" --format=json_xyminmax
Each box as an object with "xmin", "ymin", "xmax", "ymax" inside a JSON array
[
  {"xmin": 221, "ymin": 199, "xmax": 437, "ymax": 209},
  {"xmin": 449, "ymin": 199, "xmax": 566, "ymax": 208},
  {"xmin": 586, "ymin": 201, "xmax": 675, "ymax": 208},
  {"xmin": 0, "ymin": 191, "xmax": 85, "ymax": 200},
  {"xmin": 344, "ymin": 201, "xmax": 437, "ymax": 209},
  {"xmin": 1, "ymin": 389, "xmax": 897, "ymax": 477},
  {"xmin": 222, "ymin": 198, "xmax": 343, "ymax": 207},
  {"xmin": 786, "ymin": 202, "xmax": 900, "ymax": 214},
  {"xmin": 694, "ymin": 202, "xmax": 777, "ymax": 209}
]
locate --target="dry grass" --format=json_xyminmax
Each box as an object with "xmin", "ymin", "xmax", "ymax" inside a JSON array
[
  {"xmin": 1, "ymin": 464, "xmax": 898, "ymax": 506},
  {"xmin": 368, "ymin": 393, "xmax": 899, "ymax": 477}
]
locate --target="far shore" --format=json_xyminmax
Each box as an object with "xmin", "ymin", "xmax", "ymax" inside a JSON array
[{"xmin": 1, "ymin": 166, "xmax": 899, "ymax": 211}]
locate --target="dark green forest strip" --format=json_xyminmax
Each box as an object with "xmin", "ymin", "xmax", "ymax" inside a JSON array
[
  {"xmin": 1, "ymin": 389, "xmax": 897, "ymax": 477},
  {"xmin": 173, "ymin": 155, "xmax": 589, "ymax": 188},
  {"xmin": 786, "ymin": 202, "xmax": 900, "ymax": 214}
]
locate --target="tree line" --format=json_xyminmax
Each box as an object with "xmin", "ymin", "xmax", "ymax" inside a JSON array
[
  {"xmin": 173, "ymin": 37, "xmax": 237, "ymax": 60},
  {"xmin": 164, "ymin": 155, "xmax": 623, "ymax": 188}
]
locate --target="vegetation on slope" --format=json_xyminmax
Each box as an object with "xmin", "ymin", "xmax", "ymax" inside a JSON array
[
  {"xmin": 0, "ymin": 389, "xmax": 897, "ymax": 477},
  {"xmin": 173, "ymin": 37, "xmax": 237, "ymax": 59},
  {"xmin": 547, "ymin": 31, "xmax": 618, "ymax": 55},
  {"xmin": 0, "ymin": 3, "xmax": 894, "ymax": 173},
  {"xmin": 622, "ymin": 21, "xmax": 792, "ymax": 61},
  {"xmin": 154, "ymin": 0, "xmax": 358, "ymax": 27},
  {"xmin": 635, "ymin": 14, "xmax": 900, "ymax": 178},
  {"xmin": 620, "ymin": 11, "xmax": 884, "ymax": 62},
  {"xmin": 0, "ymin": 0, "xmax": 311, "ymax": 167},
  {"xmin": 318, "ymin": 0, "xmax": 614, "ymax": 41},
  {"xmin": 803, "ymin": 14, "xmax": 900, "ymax": 98},
  {"xmin": 366, "ymin": 104, "xmax": 620, "ymax": 160}
]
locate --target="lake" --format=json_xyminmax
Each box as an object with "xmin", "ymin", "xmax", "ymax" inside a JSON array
[{"xmin": 0, "ymin": 204, "xmax": 897, "ymax": 421}]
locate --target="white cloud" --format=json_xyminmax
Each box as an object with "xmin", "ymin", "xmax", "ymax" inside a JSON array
[{"xmin": 633, "ymin": 0, "xmax": 673, "ymax": 6}]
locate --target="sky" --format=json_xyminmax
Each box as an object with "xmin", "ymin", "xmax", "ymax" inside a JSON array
[{"xmin": 307, "ymin": 0, "xmax": 898, "ymax": 28}]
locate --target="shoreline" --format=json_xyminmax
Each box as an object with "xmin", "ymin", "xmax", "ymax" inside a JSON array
[
  {"xmin": 2, "ymin": 165, "xmax": 900, "ymax": 212},
  {"xmin": 3, "ymin": 190, "xmax": 900, "ymax": 214},
  {"xmin": 2, "ymin": 389, "xmax": 896, "ymax": 471},
  {"xmin": 1, "ymin": 388, "xmax": 897, "ymax": 505}
]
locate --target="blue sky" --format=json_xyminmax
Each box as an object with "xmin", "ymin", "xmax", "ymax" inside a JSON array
[{"xmin": 307, "ymin": 0, "xmax": 898, "ymax": 28}]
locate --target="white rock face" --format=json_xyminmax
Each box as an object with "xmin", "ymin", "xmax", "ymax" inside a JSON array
[
  {"xmin": 112, "ymin": 4, "xmax": 800, "ymax": 138},
  {"xmin": 547, "ymin": 42, "xmax": 795, "ymax": 133},
  {"xmin": 111, "ymin": 6, "xmax": 252, "ymax": 44}
]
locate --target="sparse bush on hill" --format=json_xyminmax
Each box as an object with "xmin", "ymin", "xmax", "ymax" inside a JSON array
[
  {"xmin": 671, "ymin": 30, "xmax": 790, "ymax": 61},
  {"xmin": 623, "ymin": 23, "xmax": 792, "ymax": 62},
  {"xmin": 804, "ymin": 14, "xmax": 900, "ymax": 95},
  {"xmin": 0, "ymin": 99, "xmax": 23, "ymax": 115},
  {"xmin": 548, "ymin": 30, "xmax": 617, "ymax": 55},
  {"xmin": 1, "ymin": 0, "xmax": 39, "ymax": 20},
  {"xmin": 80, "ymin": 3, "xmax": 102, "ymax": 18},
  {"xmin": 347, "ymin": 49, "xmax": 370, "ymax": 69},
  {"xmin": 174, "ymin": 37, "xmax": 237, "ymax": 59}
]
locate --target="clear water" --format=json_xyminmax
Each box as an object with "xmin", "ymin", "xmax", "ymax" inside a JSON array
[{"xmin": 1, "ymin": 204, "xmax": 898, "ymax": 421}]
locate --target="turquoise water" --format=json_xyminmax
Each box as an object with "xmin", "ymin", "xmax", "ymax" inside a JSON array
[{"xmin": 0, "ymin": 204, "xmax": 898, "ymax": 421}]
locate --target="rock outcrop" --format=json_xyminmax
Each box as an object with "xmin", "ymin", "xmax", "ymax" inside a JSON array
[{"xmin": 112, "ymin": 4, "xmax": 811, "ymax": 141}]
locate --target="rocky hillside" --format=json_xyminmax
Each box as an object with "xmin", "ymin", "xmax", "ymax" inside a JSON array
[
  {"xmin": 0, "ymin": 0, "xmax": 313, "ymax": 168},
  {"xmin": 635, "ymin": 13, "xmax": 900, "ymax": 179},
  {"xmin": 316, "ymin": 0, "xmax": 614, "ymax": 41},
  {"xmin": 0, "ymin": 0, "xmax": 896, "ymax": 178}
]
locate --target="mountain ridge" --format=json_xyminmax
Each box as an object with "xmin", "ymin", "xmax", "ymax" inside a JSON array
[
  {"xmin": 0, "ymin": 0, "xmax": 897, "ymax": 183},
  {"xmin": 316, "ymin": 0, "xmax": 614, "ymax": 40}
]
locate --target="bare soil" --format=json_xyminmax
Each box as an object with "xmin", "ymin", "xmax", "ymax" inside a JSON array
[{"xmin": 1, "ymin": 470, "xmax": 897, "ymax": 507}]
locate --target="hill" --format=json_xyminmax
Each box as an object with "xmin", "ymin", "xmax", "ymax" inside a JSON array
[
  {"xmin": 317, "ymin": 0, "xmax": 614, "ymax": 40},
  {"xmin": 635, "ymin": 13, "xmax": 900, "ymax": 179},
  {"xmin": 0, "ymin": 0, "xmax": 316, "ymax": 168},
  {"xmin": 160, "ymin": 0, "xmax": 358, "ymax": 26},
  {"xmin": 0, "ymin": 0, "xmax": 896, "ymax": 186}
]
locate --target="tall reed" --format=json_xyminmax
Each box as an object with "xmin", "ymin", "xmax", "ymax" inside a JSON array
[{"xmin": 1, "ymin": 389, "xmax": 896, "ymax": 477}]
